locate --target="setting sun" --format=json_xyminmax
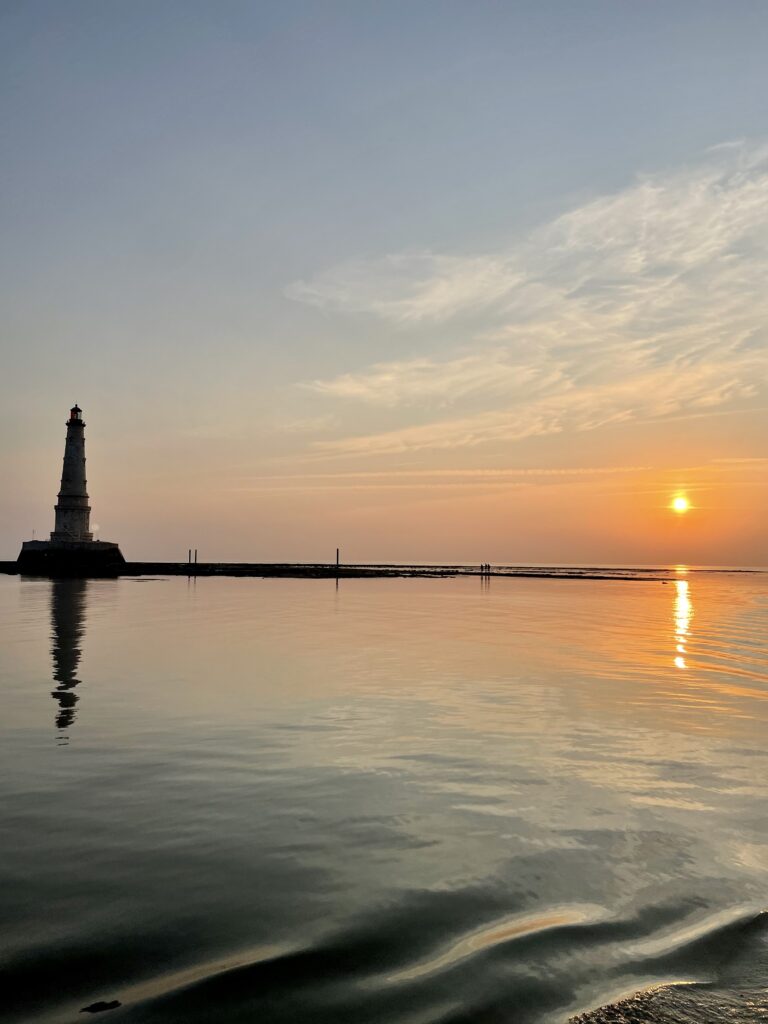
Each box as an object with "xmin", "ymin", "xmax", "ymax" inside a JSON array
[{"xmin": 671, "ymin": 496, "xmax": 690, "ymax": 514}]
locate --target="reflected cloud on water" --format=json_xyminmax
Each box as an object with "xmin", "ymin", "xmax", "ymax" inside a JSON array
[{"xmin": 50, "ymin": 578, "xmax": 88, "ymax": 741}]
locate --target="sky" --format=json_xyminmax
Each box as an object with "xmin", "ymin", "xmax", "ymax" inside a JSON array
[{"xmin": 1, "ymin": 0, "xmax": 767, "ymax": 565}]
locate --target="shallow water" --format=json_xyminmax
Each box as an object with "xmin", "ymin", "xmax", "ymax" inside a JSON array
[{"xmin": 1, "ymin": 571, "xmax": 767, "ymax": 1023}]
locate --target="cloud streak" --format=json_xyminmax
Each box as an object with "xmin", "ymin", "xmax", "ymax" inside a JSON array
[
  {"xmin": 304, "ymin": 349, "xmax": 562, "ymax": 407},
  {"xmin": 290, "ymin": 144, "xmax": 768, "ymax": 456},
  {"xmin": 286, "ymin": 252, "xmax": 520, "ymax": 324},
  {"xmin": 227, "ymin": 464, "xmax": 653, "ymax": 493}
]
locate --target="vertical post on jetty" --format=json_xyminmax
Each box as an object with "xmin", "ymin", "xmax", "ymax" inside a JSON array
[
  {"xmin": 336, "ymin": 548, "xmax": 340, "ymax": 567},
  {"xmin": 195, "ymin": 549, "xmax": 198, "ymax": 564}
]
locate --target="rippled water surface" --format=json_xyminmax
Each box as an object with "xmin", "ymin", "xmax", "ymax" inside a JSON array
[{"xmin": 1, "ymin": 571, "xmax": 767, "ymax": 1023}]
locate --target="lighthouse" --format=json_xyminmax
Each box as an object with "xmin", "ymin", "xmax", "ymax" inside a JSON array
[
  {"xmin": 51, "ymin": 405, "xmax": 93, "ymax": 542},
  {"xmin": 17, "ymin": 405, "xmax": 125, "ymax": 576}
]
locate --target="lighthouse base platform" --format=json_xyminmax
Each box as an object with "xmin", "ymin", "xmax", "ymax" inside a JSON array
[{"xmin": 17, "ymin": 539, "xmax": 126, "ymax": 577}]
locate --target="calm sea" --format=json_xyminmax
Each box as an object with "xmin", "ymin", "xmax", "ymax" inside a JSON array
[{"xmin": 1, "ymin": 571, "xmax": 767, "ymax": 1023}]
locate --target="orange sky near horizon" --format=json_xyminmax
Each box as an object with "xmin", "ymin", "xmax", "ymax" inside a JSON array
[{"xmin": 5, "ymin": 408, "xmax": 763, "ymax": 567}]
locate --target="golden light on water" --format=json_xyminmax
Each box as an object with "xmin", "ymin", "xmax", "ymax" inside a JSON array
[
  {"xmin": 674, "ymin": 578, "xmax": 692, "ymax": 670},
  {"xmin": 671, "ymin": 496, "xmax": 690, "ymax": 514}
]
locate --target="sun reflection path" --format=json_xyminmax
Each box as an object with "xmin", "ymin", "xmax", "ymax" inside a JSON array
[{"xmin": 674, "ymin": 578, "xmax": 693, "ymax": 670}]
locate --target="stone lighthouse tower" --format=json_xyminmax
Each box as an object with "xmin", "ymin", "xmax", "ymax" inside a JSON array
[
  {"xmin": 51, "ymin": 405, "xmax": 93, "ymax": 542},
  {"xmin": 17, "ymin": 405, "xmax": 125, "ymax": 576}
]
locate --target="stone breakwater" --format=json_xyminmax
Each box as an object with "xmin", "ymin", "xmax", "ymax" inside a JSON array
[
  {"xmin": 1, "ymin": 561, "xmax": 686, "ymax": 580},
  {"xmin": 122, "ymin": 562, "xmax": 457, "ymax": 578},
  {"xmin": 0, "ymin": 560, "xmax": 455, "ymax": 579}
]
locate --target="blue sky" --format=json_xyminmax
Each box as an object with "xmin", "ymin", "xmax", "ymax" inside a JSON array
[{"xmin": 2, "ymin": 2, "xmax": 767, "ymax": 563}]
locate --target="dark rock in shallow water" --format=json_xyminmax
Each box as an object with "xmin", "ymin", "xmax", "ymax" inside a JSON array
[
  {"xmin": 572, "ymin": 909, "xmax": 768, "ymax": 1023},
  {"xmin": 17, "ymin": 539, "xmax": 125, "ymax": 577},
  {"xmin": 570, "ymin": 983, "xmax": 768, "ymax": 1023},
  {"xmin": 80, "ymin": 1000, "xmax": 122, "ymax": 1014}
]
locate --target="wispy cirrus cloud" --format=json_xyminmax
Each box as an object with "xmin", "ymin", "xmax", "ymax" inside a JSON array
[
  {"xmin": 313, "ymin": 362, "xmax": 752, "ymax": 456},
  {"xmin": 286, "ymin": 252, "xmax": 519, "ymax": 323},
  {"xmin": 304, "ymin": 349, "xmax": 563, "ymax": 407},
  {"xmin": 289, "ymin": 144, "xmax": 768, "ymax": 456}
]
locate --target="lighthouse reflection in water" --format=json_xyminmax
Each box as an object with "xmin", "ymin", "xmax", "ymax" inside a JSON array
[{"xmin": 50, "ymin": 578, "xmax": 88, "ymax": 742}]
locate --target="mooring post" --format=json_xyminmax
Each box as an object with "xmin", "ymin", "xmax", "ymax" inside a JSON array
[
  {"xmin": 336, "ymin": 547, "xmax": 340, "ymax": 567},
  {"xmin": 195, "ymin": 548, "xmax": 198, "ymax": 564}
]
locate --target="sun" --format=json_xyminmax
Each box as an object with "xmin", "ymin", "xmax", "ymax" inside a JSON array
[{"xmin": 671, "ymin": 496, "xmax": 690, "ymax": 514}]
